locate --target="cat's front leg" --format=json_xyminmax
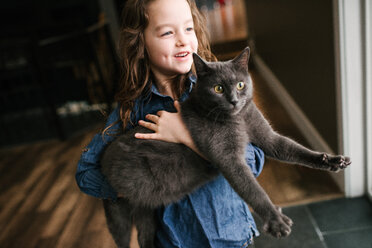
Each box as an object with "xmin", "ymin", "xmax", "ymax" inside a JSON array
[
  {"xmin": 218, "ymin": 157, "xmax": 293, "ymax": 237},
  {"xmin": 263, "ymin": 133, "xmax": 352, "ymax": 171},
  {"xmin": 262, "ymin": 134, "xmax": 352, "ymax": 171},
  {"xmin": 247, "ymin": 105, "xmax": 351, "ymax": 171},
  {"xmin": 204, "ymin": 142, "xmax": 293, "ymax": 238}
]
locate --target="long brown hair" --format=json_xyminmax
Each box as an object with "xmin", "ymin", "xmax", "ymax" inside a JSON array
[{"xmin": 106, "ymin": 0, "xmax": 216, "ymax": 134}]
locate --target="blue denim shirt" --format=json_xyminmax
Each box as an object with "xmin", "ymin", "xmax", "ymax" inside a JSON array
[{"xmin": 75, "ymin": 75, "xmax": 264, "ymax": 247}]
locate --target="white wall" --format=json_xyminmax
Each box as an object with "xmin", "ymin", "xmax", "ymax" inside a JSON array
[
  {"xmin": 335, "ymin": 0, "xmax": 370, "ymax": 197},
  {"xmin": 364, "ymin": 0, "xmax": 372, "ymax": 200}
]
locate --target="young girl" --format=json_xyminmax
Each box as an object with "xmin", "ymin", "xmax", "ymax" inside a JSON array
[{"xmin": 76, "ymin": 0, "xmax": 265, "ymax": 247}]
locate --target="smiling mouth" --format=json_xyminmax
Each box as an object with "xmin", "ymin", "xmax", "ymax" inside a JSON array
[{"xmin": 175, "ymin": 52, "xmax": 189, "ymax": 58}]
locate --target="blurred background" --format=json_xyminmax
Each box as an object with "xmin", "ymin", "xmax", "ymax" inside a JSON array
[
  {"xmin": 0, "ymin": 0, "xmax": 371, "ymax": 247},
  {"xmin": 0, "ymin": 0, "xmax": 120, "ymax": 146}
]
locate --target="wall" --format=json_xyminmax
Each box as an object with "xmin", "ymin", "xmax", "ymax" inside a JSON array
[{"xmin": 245, "ymin": 0, "xmax": 338, "ymax": 152}]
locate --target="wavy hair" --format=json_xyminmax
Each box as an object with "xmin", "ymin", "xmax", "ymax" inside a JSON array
[{"xmin": 104, "ymin": 0, "xmax": 216, "ymax": 134}]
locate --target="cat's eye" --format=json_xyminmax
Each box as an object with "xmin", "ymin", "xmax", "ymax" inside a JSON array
[
  {"xmin": 214, "ymin": 85, "xmax": 224, "ymax": 94},
  {"xmin": 237, "ymin": 82, "xmax": 245, "ymax": 90}
]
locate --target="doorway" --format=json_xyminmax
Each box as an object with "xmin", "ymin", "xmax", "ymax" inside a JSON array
[{"xmin": 201, "ymin": 0, "xmax": 344, "ymax": 206}]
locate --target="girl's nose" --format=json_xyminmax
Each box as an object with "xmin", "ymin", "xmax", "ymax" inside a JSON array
[{"xmin": 176, "ymin": 33, "xmax": 187, "ymax": 46}]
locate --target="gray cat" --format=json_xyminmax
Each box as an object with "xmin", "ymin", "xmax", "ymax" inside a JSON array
[{"xmin": 101, "ymin": 47, "xmax": 351, "ymax": 248}]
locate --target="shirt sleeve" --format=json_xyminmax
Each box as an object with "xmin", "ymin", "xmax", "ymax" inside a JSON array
[
  {"xmin": 75, "ymin": 107, "xmax": 122, "ymax": 200},
  {"xmin": 245, "ymin": 143, "xmax": 265, "ymax": 177}
]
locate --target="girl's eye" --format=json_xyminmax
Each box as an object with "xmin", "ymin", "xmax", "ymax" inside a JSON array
[
  {"xmin": 186, "ymin": 27, "xmax": 194, "ymax": 32},
  {"xmin": 237, "ymin": 82, "xmax": 245, "ymax": 90},
  {"xmin": 214, "ymin": 85, "xmax": 224, "ymax": 94},
  {"xmin": 161, "ymin": 31, "xmax": 172, "ymax": 37}
]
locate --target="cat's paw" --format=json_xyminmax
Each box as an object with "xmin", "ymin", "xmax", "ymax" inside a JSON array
[
  {"xmin": 321, "ymin": 153, "xmax": 351, "ymax": 172},
  {"xmin": 263, "ymin": 211, "xmax": 293, "ymax": 238}
]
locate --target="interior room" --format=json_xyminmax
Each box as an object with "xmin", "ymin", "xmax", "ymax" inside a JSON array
[{"xmin": 0, "ymin": 0, "xmax": 371, "ymax": 247}]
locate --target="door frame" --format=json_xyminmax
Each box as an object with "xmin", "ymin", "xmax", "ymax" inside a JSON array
[
  {"xmin": 365, "ymin": 0, "xmax": 372, "ymax": 200},
  {"xmin": 335, "ymin": 0, "xmax": 371, "ymax": 198}
]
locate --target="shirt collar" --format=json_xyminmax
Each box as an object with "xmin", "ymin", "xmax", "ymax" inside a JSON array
[{"xmin": 149, "ymin": 72, "xmax": 196, "ymax": 99}]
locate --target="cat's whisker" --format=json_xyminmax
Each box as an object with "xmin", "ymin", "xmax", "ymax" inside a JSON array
[
  {"xmin": 213, "ymin": 111, "xmax": 220, "ymax": 125},
  {"xmin": 204, "ymin": 104, "xmax": 226, "ymax": 125},
  {"xmin": 206, "ymin": 105, "xmax": 221, "ymax": 118}
]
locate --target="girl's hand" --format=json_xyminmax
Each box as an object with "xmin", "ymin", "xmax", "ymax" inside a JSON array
[
  {"xmin": 135, "ymin": 101, "xmax": 191, "ymax": 145},
  {"xmin": 135, "ymin": 101, "xmax": 206, "ymax": 159}
]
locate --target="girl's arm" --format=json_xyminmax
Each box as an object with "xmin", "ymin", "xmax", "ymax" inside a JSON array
[
  {"xmin": 75, "ymin": 108, "xmax": 121, "ymax": 200},
  {"xmin": 135, "ymin": 101, "xmax": 265, "ymax": 173}
]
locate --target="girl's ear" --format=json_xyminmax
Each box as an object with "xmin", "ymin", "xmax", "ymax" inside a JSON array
[
  {"xmin": 232, "ymin": 47, "xmax": 250, "ymax": 72},
  {"xmin": 193, "ymin": 53, "xmax": 210, "ymax": 75}
]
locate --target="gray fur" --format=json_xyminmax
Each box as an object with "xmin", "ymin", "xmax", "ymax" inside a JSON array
[{"xmin": 101, "ymin": 47, "xmax": 351, "ymax": 248}]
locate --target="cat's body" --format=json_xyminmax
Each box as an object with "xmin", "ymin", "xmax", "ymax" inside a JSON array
[{"xmin": 101, "ymin": 48, "xmax": 350, "ymax": 248}]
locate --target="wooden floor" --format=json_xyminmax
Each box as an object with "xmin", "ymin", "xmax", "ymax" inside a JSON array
[{"xmin": 0, "ymin": 129, "xmax": 117, "ymax": 248}]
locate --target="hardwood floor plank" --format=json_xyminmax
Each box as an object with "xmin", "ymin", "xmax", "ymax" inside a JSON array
[
  {"xmin": 11, "ymin": 211, "xmax": 51, "ymax": 248},
  {"xmin": 18, "ymin": 163, "xmax": 65, "ymax": 213},
  {"xmin": 0, "ymin": 190, "xmax": 26, "ymax": 235},
  {"xmin": 0, "ymin": 159, "xmax": 52, "ymax": 230},
  {"xmin": 0, "ymin": 144, "xmax": 48, "ymax": 193},
  {"xmin": 74, "ymin": 198, "xmax": 121, "ymax": 248},
  {"xmin": 99, "ymin": 229, "xmax": 118, "ymax": 248},
  {"xmin": 37, "ymin": 169, "xmax": 74, "ymax": 212},
  {"xmin": 86, "ymin": 200, "xmax": 107, "ymax": 232},
  {"xmin": 77, "ymin": 230, "xmax": 116, "ymax": 248},
  {"xmin": 256, "ymin": 159, "xmax": 284, "ymax": 204},
  {"xmin": 41, "ymin": 190, "xmax": 79, "ymax": 238},
  {"xmin": 54, "ymin": 194, "xmax": 97, "ymax": 248},
  {"xmin": 0, "ymin": 211, "xmax": 33, "ymax": 246},
  {"xmin": 34, "ymin": 236, "xmax": 58, "ymax": 248},
  {"xmin": 269, "ymin": 162, "xmax": 306, "ymax": 204}
]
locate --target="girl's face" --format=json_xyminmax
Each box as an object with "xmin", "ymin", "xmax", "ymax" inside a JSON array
[{"xmin": 144, "ymin": 0, "xmax": 198, "ymax": 82}]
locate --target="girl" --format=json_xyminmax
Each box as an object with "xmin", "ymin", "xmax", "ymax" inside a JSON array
[{"xmin": 75, "ymin": 0, "xmax": 265, "ymax": 247}]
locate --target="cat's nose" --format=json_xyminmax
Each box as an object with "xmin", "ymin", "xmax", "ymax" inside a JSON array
[{"xmin": 230, "ymin": 100, "xmax": 238, "ymax": 106}]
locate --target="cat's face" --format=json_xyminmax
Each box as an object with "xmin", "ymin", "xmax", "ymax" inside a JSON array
[{"xmin": 192, "ymin": 48, "xmax": 253, "ymax": 115}]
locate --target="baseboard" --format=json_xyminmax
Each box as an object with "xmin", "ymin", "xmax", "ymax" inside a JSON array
[{"xmin": 252, "ymin": 54, "xmax": 345, "ymax": 192}]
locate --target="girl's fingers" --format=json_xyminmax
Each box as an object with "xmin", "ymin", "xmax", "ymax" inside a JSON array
[
  {"xmin": 134, "ymin": 132, "xmax": 159, "ymax": 140},
  {"xmin": 145, "ymin": 114, "xmax": 159, "ymax": 123},
  {"xmin": 138, "ymin": 120, "xmax": 157, "ymax": 131}
]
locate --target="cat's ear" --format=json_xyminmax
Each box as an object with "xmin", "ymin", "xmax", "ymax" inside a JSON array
[
  {"xmin": 232, "ymin": 47, "xmax": 250, "ymax": 72},
  {"xmin": 193, "ymin": 53, "xmax": 210, "ymax": 75}
]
